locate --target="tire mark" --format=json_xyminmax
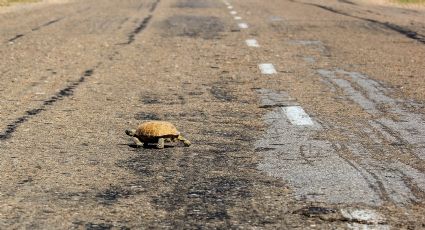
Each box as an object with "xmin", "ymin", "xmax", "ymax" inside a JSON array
[
  {"xmin": 117, "ymin": 17, "xmax": 130, "ymax": 30},
  {"xmin": 31, "ymin": 17, "xmax": 64, "ymax": 31},
  {"xmin": 149, "ymin": 0, "xmax": 160, "ymax": 12},
  {"xmin": 137, "ymin": 2, "xmax": 144, "ymax": 10},
  {"xmin": 5, "ymin": 6, "xmax": 91, "ymax": 44},
  {"xmin": 338, "ymin": 0, "xmax": 356, "ymax": 5},
  {"xmin": 7, "ymin": 17, "xmax": 64, "ymax": 43},
  {"xmin": 398, "ymin": 169, "xmax": 425, "ymax": 201},
  {"xmin": 123, "ymin": 0, "xmax": 160, "ymax": 45},
  {"xmin": 8, "ymin": 34, "xmax": 24, "ymax": 43},
  {"xmin": 0, "ymin": 67, "xmax": 97, "ymax": 140},
  {"xmin": 126, "ymin": 15, "xmax": 153, "ymax": 44},
  {"xmin": 299, "ymin": 2, "xmax": 425, "ymax": 44},
  {"xmin": 335, "ymin": 143, "xmax": 390, "ymax": 202}
]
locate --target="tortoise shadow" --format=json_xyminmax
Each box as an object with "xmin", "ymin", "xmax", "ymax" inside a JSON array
[{"xmin": 126, "ymin": 143, "xmax": 175, "ymax": 149}]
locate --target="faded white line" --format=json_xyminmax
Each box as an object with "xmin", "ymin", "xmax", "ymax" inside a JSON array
[
  {"xmin": 256, "ymin": 89, "xmax": 382, "ymax": 205},
  {"xmin": 228, "ymin": 6, "xmax": 233, "ymax": 9},
  {"xmin": 282, "ymin": 106, "xmax": 314, "ymax": 126},
  {"xmin": 258, "ymin": 63, "xmax": 276, "ymax": 74},
  {"xmin": 230, "ymin": 11, "xmax": 237, "ymax": 15},
  {"xmin": 234, "ymin": 16, "xmax": 242, "ymax": 20},
  {"xmin": 238, "ymin": 23, "xmax": 248, "ymax": 29},
  {"xmin": 246, "ymin": 39, "xmax": 259, "ymax": 47}
]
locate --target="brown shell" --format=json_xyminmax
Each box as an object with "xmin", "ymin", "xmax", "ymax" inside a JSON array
[{"xmin": 135, "ymin": 121, "xmax": 180, "ymax": 138}]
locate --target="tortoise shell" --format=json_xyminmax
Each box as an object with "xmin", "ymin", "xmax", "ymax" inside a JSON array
[{"xmin": 135, "ymin": 121, "xmax": 180, "ymax": 138}]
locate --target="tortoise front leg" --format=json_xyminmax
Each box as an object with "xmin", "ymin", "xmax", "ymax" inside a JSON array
[
  {"xmin": 157, "ymin": 138, "xmax": 165, "ymax": 149},
  {"xmin": 132, "ymin": 137, "xmax": 144, "ymax": 148},
  {"xmin": 177, "ymin": 135, "xmax": 191, "ymax": 147}
]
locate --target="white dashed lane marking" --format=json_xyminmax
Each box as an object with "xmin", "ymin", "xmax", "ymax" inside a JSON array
[
  {"xmin": 258, "ymin": 63, "xmax": 276, "ymax": 74},
  {"xmin": 282, "ymin": 106, "xmax": 314, "ymax": 126},
  {"xmin": 246, "ymin": 39, "xmax": 259, "ymax": 47},
  {"xmin": 230, "ymin": 11, "xmax": 237, "ymax": 15},
  {"xmin": 228, "ymin": 6, "xmax": 233, "ymax": 9},
  {"xmin": 234, "ymin": 16, "xmax": 242, "ymax": 20},
  {"xmin": 238, "ymin": 23, "xmax": 248, "ymax": 29}
]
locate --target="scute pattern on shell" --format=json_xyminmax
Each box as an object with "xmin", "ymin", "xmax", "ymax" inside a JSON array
[{"xmin": 136, "ymin": 121, "xmax": 180, "ymax": 137}]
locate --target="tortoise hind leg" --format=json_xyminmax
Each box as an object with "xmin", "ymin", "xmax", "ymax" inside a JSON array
[
  {"xmin": 157, "ymin": 138, "xmax": 165, "ymax": 149},
  {"xmin": 177, "ymin": 135, "xmax": 191, "ymax": 147}
]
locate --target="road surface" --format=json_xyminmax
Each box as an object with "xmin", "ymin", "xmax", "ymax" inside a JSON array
[{"xmin": 0, "ymin": 0, "xmax": 424, "ymax": 228}]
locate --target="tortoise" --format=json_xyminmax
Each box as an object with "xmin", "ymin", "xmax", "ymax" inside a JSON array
[{"xmin": 125, "ymin": 121, "xmax": 191, "ymax": 149}]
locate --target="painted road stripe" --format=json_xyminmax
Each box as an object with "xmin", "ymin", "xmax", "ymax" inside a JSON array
[
  {"xmin": 230, "ymin": 11, "xmax": 237, "ymax": 15},
  {"xmin": 246, "ymin": 39, "xmax": 259, "ymax": 47},
  {"xmin": 259, "ymin": 63, "xmax": 276, "ymax": 74},
  {"xmin": 282, "ymin": 106, "xmax": 314, "ymax": 126},
  {"xmin": 228, "ymin": 6, "xmax": 233, "ymax": 9},
  {"xmin": 238, "ymin": 23, "xmax": 248, "ymax": 29},
  {"xmin": 234, "ymin": 16, "xmax": 242, "ymax": 20}
]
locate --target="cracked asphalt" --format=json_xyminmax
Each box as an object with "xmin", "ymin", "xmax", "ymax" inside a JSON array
[{"xmin": 0, "ymin": 0, "xmax": 424, "ymax": 229}]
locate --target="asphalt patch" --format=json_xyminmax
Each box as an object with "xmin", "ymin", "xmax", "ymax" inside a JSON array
[{"xmin": 160, "ymin": 15, "xmax": 225, "ymax": 39}]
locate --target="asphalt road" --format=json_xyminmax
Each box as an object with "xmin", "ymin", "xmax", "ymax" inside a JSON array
[{"xmin": 1, "ymin": 0, "xmax": 424, "ymax": 229}]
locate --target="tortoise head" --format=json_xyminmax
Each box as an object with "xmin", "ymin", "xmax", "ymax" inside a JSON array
[{"xmin": 125, "ymin": 129, "xmax": 137, "ymax": 137}]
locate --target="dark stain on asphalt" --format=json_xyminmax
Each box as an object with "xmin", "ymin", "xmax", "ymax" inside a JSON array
[
  {"xmin": 134, "ymin": 112, "xmax": 160, "ymax": 120},
  {"xmin": 72, "ymin": 221, "xmax": 129, "ymax": 230},
  {"xmin": 174, "ymin": 0, "xmax": 220, "ymax": 8},
  {"xmin": 142, "ymin": 95, "xmax": 161, "ymax": 104},
  {"xmin": 154, "ymin": 176, "xmax": 251, "ymax": 220},
  {"xmin": 210, "ymin": 86, "xmax": 235, "ymax": 101},
  {"xmin": 295, "ymin": 206, "xmax": 337, "ymax": 217},
  {"xmin": 96, "ymin": 186, "xmax": 132, "ymax": 204},
  {"xmin": 141, "ymin": 93, "xmax": 186, "ymax": 105},
  {"xmin": 377, "ymin": 22, "xmax": 425, "ymax": 44},
  {"xmin": 160, "ymin": 15, "xmax": 225, "ymax": 39},
  {"xmin": 0, "ymin": 68, "xmax": 96, "ymax": 140},
  {"xmin": 302, "ymin": 2, "xmax": 425, "ymax": 44},
  {"xmin": 202, "ymin": 129, "xmax": 253, "ymax": 142},
  {"xmin": 85, "ymin": 222, "xmax": 114, "ymax": 230},
  {"xmin": 163, "ymin": 110, "xmax": 208, "ymax": 122}
]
